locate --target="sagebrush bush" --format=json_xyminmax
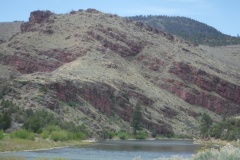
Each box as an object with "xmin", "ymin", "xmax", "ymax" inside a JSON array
[
  {"xmin": 192, "ymin": 142, "xmax": 240, "ymax": 160},
  {"xmin": 133, "ymin": 141, "xmax": 240, "ymax": 160},
  {"xmin": 132, "ymin": 156, "xmax": 189, "ymax": 160},
  {"xmin": 10, "ymin": 129, "xmax": 35, "ymax": 140}
]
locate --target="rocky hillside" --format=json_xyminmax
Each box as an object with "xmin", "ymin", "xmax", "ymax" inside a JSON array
[
  {"xmin": 0, "ymin": 9, "xmax": 239, "ymax": 138},
  {"xmin": 0, "ymin": 22, "xmax": 22, "ymax": 43},
  {"xmin": 128, "ymin": 15, "xmax": 240, "ymax": 46}
]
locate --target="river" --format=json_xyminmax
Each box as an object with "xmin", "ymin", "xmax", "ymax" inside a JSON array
[{"xmin": 0, "ymin": 140, "xmax": 202, "ymax": 160}]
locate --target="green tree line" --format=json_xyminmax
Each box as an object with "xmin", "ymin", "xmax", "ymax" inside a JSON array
[
  {"xmin": 200, "ymin": 113, "xmax": 240, "ymax": 141},
  {"xmin": 128, "ymin": 15, "xmax": 240, "ymax": 46}
]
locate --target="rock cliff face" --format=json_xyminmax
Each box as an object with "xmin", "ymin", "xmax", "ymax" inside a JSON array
[
  {"xmin": 167, "ymin": 62, "xmax": 240, "ymax": 114},
  {"xmin": 0, "ymin": 9, "xmax": 239, "ymax": 137},
  {"xmin": 21, "ymin": 10, "xmax": 53, "ymax": 33},
  {"xmin": 0, "ymin": 49, "xmax": 85, "ymax": 74}
]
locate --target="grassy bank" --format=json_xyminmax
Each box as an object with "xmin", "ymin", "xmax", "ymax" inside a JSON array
[{"xmin": 0, "ymin": 134, "xmax": 91, "ymax": 152}]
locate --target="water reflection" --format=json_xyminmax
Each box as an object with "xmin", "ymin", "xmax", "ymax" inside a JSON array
[{"xmin": 91, "ymin": 140, "xmax": 201, "ymax": 153}]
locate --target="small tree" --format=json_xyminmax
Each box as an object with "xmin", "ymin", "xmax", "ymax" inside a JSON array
[
  {"xmin": 200, "ymin": 112, "xmax": 212, "ymax": 138},
  {"xmin": 132, "ymin": 102, "xmax": 143, "ymax": 134},
  {"xmin": 0, "ymin": 114, "xmax": 2, "ymax": 129},
  {"xmin": 1, "ymin": 112, "xmax": 12, "ymax": 130},
  {"xmin": 0, "ymin": 130, "xmax": 3, "ymax": 140}
]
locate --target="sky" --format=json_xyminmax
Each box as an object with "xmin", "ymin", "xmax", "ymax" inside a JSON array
[{"xmin": 0, "ymin": 0, "xmax": 239, "ymax": 36}]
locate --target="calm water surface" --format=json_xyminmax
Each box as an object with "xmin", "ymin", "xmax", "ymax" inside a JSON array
[{"xmin": 0, "ymin": 140, "xmax": 202, "ymax": 160}]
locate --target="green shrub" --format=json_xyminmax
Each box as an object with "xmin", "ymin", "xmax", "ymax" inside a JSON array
[
  {"xmin": 135, "ymin": 130, "xmax": 147, "ymax": 139},
  {"xmin": 68, "ymin": 101, "xmax": 77, "ymax": 108},
  {"xmin": 104, "ymin": 130, "xmax": 116, "ymax": 139},
  {"xmin": 15, "ymin": 113, "xmax": 24, "ymax": 123},
  {"xmin": 39, "ymin": 86, "xmax": 48, "ymax": 93},
  {"xmin": 68, "ymin": 132, "xmax": 87, "ymax": 140},
  {"xmin": 1, "ymin": 99, "xmax": 17, "ymax": 113},
  {"xmin": 118, "ymin": 131, "xmax": 128, "ymax": 140},
  {"xmin": 51, "ymin": 130, "xmax": 69, "ymax": 141},
  {"xmin": 0, "ymin": 130, "xmax": 4, "ymax": 140},
  {"xmin": 41, "ymin": 130, "xmax": 50, "ymax": 139},
  {"xmin": 208, "ymin": 118, "xmax": 240, "ymax": 141},
  {"xmin": 41, "ymin": 125, "xmax": 61, "ymax": 139},
  {"xmin": 23, "ymin": 110, "xmax": 56, "ymax": 133},
  {"xmin": 44, "ymin": 125, "xmax": 61, "ymax": 133},
  {"xmin": 10, "ymin": 129, "xmax": 35, "ymax": 140},
  {"xmin": 151, "ymin": 130, "xmax": 157, "ymax": 138},
  {"xmin": 0, "ymin": 86, "xmax": 11, "ymax": 99}
]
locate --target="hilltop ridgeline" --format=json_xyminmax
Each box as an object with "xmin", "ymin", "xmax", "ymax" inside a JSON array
[{"xmin": 128, "ymin": 15, "xmax": 240, "ymax": 46}]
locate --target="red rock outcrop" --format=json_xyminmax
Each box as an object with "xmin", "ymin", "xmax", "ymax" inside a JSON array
[
  {"xmin": 21, "ymin": 10, "xmax": 53, "ymax": 33},
  {"xmin": 0, "ymin": 49, "xmax": 87, "ymax": 74},
  {"xmin": 29, "ymin": 10, "xmax": 53, "ymax": 24},
  {"xmin": 86, "ymin": 8, "xmax": 101, "ymax": 13},
  {"xmin": 87, "ymin": 27, "xmax": 146, "ymax": 57},
  {"xmin": 166, "ymin": 62, "xmax": 240, "ymax": 115},
  {"xmin": 137, "ymin": 54, "xmax": 168, "ymax": 72},
  {"xmin": 0, "ymin": 53, "xmax": 60, "ymax": 73}
]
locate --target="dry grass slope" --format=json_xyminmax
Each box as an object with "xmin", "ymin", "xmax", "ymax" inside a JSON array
[{"xmin": 0, "ymin": 22, "xmax": 22, "ymax": 42}]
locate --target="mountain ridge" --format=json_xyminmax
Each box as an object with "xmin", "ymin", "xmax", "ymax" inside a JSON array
[
  {"xmin": 1, "ymin": 14, "xmax": 240, "ymax": 47},
  {"xmin": 127, "ymin": 15, "xmax": 240, "ymax": 46}
]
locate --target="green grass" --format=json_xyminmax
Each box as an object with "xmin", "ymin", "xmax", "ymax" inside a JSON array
[
  {"xmin": 0, "ymin": 134, "xmax": 91, "ymax": 152},
  {"xmin": 0, "ymin": 156, "xmax": 26, "ymax": 160}
]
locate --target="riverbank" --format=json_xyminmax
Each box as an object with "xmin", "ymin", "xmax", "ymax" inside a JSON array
[
  {"xmin": 0, "ymin": 136, "xmax": 93, "ymax": 153},
  {"xmin": 193, "ymin": 138, "xmax": 238, "ymax": 147}
]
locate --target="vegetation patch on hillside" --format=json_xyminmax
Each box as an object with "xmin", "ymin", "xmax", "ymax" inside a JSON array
[{"xmin": 128, "ymin": 15, "xmax": 240, "ymax": 46}]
